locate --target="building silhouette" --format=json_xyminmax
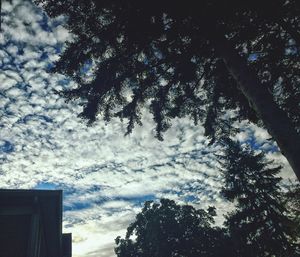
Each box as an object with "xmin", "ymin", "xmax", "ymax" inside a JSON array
[{"xmin": 0, "ymin": 189, "xmax": 72, "ymax": 257}]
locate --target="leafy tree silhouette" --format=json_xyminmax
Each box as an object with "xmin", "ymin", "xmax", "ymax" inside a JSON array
[
  {"xmin": 35, "ymin": 0, "xmax": 300, "ymax": 179},
  {"xmin": 115, "ymin": 199, "xmax": 234, "ymax": 257},
  {"xmin": 221, "ymin": 138, "xmax": 299, "ymax": 257}
]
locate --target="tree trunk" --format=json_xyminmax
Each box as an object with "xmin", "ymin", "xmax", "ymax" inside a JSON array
[{"xmin": 210, "ymin": 32, "xmax": 300, "ymax": 181}]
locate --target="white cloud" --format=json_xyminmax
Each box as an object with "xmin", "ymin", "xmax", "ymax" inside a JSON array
[{"xmin": 0, "ymin": 1, "xmax": 297, "ymax": 257}]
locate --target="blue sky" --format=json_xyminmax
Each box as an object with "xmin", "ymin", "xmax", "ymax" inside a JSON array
[{"xmin": 0, "ymin": 1, "xmax": 297, "ymax": 256}]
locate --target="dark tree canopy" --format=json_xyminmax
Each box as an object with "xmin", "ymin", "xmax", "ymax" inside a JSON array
[
  {"xmin": 221, "ymin": 139, "xmax": 300, "ymax": 257},
  {"xmin": 283, "ymin": 183, "xmax": 300, "ymax": 241},
  {"xmin": 36, "ymin": 0, "xmax": 300, "ymax": 179},
  {"xmin": 115, "ymin": 199, "xmax": 233, "ymax": 257},
  {"xmin": 114, "ymin": 191, "xmax": 299, "ymax": 257}
]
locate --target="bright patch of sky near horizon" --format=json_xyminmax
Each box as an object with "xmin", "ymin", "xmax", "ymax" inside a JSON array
[{"xmin": 0, "ymin": 1, "xmax": 297, "ymax": 256}]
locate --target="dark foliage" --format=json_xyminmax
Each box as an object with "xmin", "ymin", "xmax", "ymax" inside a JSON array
[
  {"xmin": 221, "ymin": 139, "xmax": 299, "ymax": 257},
  {"xmin": 35, "ymin": 0, "xmax": 300, "ymax": 140},
  {"xmin": 115, "ymin": 199, "xmax": 234, "ymax": 257},
  {"xmin": 34, "ymin": 0, "xmax": 300, "ymax": 179},
  {"xmin": 283, "ymin": 183, "xmax": 300, "ymax": 243}
]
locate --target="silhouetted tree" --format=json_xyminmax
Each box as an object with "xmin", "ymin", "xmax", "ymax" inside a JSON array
[
  {"xmin": 221, "ymin": 139, "xmax": 299, "ymax": 257},
  {"xmin": 35, "ymin": 0, "xmax": 300, "ymax": 180},
  {"xmin": 115, "ymin": 199, "xmax": 234, "ymax": 257},
  {"xmin": 282, "ymin": 182, "xmax": 300, "ymax": 248}
]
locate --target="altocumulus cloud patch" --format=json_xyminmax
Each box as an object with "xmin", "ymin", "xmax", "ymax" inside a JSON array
[{"xmin": 0, "ymin": 1, "xmax": 297, "ymax": 257}]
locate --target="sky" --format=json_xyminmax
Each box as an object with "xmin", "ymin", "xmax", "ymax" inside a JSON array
[{"xmin": 0, "ymin": 1, "xmax": 297, "ymax": 256}]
